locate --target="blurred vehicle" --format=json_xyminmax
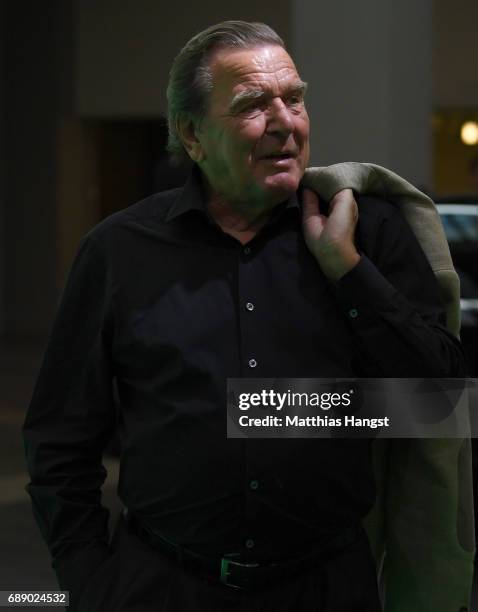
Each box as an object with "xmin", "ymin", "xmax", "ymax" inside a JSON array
[{"xmin": 436, "ymin": 202, "xmax": 478, "ymax": 377}]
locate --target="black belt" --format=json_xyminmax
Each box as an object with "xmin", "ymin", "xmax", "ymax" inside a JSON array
[{"xmin": 124, "ymin": 510, "xmax": 361, "ymax": 591}]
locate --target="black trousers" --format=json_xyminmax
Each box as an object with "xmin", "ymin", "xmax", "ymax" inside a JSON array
[{"xmin": 76, "ymin": 515, "xmax": 382, "ymax": 612}]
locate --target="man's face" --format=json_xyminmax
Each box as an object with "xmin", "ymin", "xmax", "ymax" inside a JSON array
[{"xmin": 195, "ymin": 44, "xmax": 310, "ymax": 208}]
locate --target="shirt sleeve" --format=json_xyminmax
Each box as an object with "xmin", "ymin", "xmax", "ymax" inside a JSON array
[
  {"xmin": 23, "ymin": 234, "xmax": 115, "ymax": 600},
  {"xmin": 332, "ymin": 200, "xmax": 466, "ymax": 377}
]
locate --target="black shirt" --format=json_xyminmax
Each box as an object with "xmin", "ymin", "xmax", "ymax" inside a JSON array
[{"xmin": 23, "ymin": 165, "xmax": 465, "ymax": 594}]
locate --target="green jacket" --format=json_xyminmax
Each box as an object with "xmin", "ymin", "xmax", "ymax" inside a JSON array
[{"xmin": 301, "ymin": 162, "xmax": 475, "ymax": 612}]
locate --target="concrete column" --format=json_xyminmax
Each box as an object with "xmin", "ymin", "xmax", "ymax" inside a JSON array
[{"xmin": 290, "ymin": 0, "xmax": 432, "ymax": 189}]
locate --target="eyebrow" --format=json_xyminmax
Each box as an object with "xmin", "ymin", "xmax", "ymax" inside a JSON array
[{"xmin": 228, "ymin": 80, "xmax": 308, "ymax": 113}]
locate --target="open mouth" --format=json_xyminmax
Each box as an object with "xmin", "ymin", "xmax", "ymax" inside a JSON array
[{"xmin": 260, "ymin": 153, "xmax": 296, "ymax": 162}]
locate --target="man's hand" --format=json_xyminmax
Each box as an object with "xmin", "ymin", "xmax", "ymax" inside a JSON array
[{"xmin": 301, "ymin": 187, "xmax": 361, "ymax": 281}]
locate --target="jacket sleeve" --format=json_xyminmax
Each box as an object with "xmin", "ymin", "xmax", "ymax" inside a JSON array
[{"xmin": 23, "ymin": 234, "xmax": 116, "ymax": 602}]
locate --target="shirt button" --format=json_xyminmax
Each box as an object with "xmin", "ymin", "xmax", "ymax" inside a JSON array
[
  {"xmin": 348, "ymin": 308, "xmax": 359, "ymax": 318},
  {"xmin": 248, "ymin": 358, "xmax": 257, "ymax": 368},
  {"xmin": 245, "ymin": 538, "xmax": 255, "ymax": 549},
  {"xmin": 249, "ymin": 480, "xmax": 259, "ymax": 490},
  {"xmin": 245, "ymin": 302, "xmax": 254, "ymax": 311},
  {"xmin": 243, "ymin": 246, "xmax": 252, "ymax": 255}
]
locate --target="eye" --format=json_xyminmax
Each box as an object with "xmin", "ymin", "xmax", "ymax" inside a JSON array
[
  {"xmin": 286, "ymin": 94, "xmax": 303, "ymax": 106},
  {"xmin": 241, "ymin": 100, "xmax": 266, "ymax": 113},
  {"xmin": 233, "ymin": 104, "xmax": 264, "ymax": 119}
]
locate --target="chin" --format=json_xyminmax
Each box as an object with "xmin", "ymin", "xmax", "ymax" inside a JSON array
[{"xmin": 262, "ymin": 171, "xmax": 301, "ymax": 200}]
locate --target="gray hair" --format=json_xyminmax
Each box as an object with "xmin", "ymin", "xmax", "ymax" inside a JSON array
[{"xmin": 166, "ymin": 21, "xmax": 285, "ymax": 165}]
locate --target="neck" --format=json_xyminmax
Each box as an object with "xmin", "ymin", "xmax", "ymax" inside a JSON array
[
  {"xmin": 201, "ymin": 174, "xmax": 277, "ymax": 233},
  {"xmin": 207, "ymin": 192, "xmax": 275, "ymax": 233}
]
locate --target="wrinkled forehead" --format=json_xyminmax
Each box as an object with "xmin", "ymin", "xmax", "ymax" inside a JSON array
[{"xmin": 207, "ymin": 44, "xmax": 302, "ymax": 105}]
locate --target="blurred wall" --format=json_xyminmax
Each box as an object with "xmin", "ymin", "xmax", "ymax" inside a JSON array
[
  {"xmin": 433, "ymin": 0, "xmax": 478, "ymax": 107},
  {"xmin": 2, "ymin": 1, "xmax": 74, "ymax": 338},
  {"xmin": 291, "ymin": 0, "xmax": 432, "ymax": 187},
  {"xmin": 75, "ymin": 0, "xmax": 291, "ymax": 117}
]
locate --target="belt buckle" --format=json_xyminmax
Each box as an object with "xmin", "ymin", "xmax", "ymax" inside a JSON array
[{"xmin": 220, "ymin": 557, "xmax": 260, "ymax": 590}]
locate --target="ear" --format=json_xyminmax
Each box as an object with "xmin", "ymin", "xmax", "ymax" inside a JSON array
[{"xmin": 176, "ymin": 115, "xmax": 205, "ymax": 163}]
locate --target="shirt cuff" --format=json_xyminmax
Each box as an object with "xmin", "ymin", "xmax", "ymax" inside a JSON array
[{"xmin": 332, "ymin": 255, "xmax": 409, "ymax": 324}]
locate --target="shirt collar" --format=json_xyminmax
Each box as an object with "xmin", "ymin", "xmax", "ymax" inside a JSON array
[{"xmin": 165, "ymin": 163, "xmax": 300, "ymax": 223}]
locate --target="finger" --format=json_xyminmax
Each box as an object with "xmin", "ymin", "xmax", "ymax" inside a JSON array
[
  {"xmin": 327, "ymin": 200, "xmax": 356, "ymax": 224},
  {"xmin": 328, "ymin": 203, "xmax": 355, "ymax": 235},
  {"xmin": 329, "ymin": 191, "xmax": 358, "ymax": 223},
  {"xmin": 301, "ymin": 187, "xmax": 321, "ymax": 220},
  {"xmin": 301, "ymin": 188, "xmax": 327, "ymax": 238}
]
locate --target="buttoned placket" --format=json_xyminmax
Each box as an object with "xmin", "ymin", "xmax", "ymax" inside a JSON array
[
  {"xmin": 235, "ymin": 240, "xmax": 264, "ymax": 556},
  {"xmin": 238, "ymin": 243, "xmax": 260, "ymax": 375}
]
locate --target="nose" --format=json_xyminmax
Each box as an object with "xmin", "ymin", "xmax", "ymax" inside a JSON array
[{"xmin": 266, "ymin": 98, "xmax": 294, "ymax": 138}]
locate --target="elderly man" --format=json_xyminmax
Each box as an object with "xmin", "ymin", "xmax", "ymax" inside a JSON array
[{"xmin": 23, "ymin": 20, "xmax": 465, "ymax": 612}]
